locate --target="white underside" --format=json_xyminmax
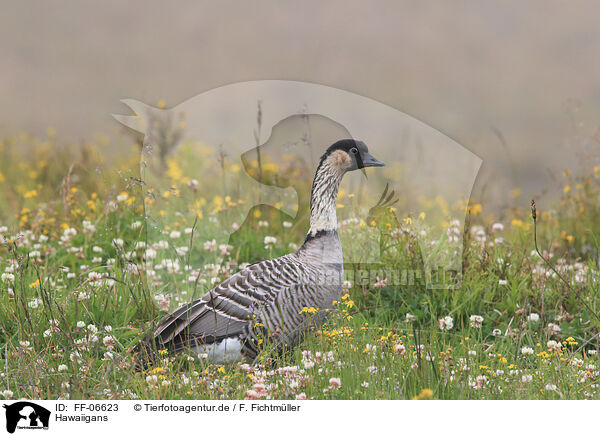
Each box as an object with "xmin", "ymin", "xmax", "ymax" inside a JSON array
[{"xmin": 193, "ymin": 337, "xmax": 243, "ymax": 364}]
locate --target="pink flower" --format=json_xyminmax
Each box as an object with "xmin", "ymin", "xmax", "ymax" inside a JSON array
[
  {"xmin": 374, "ymin": 277, "xmax": 388, "ymax": 289},
  {"xmin": 253, "ymin": 383, "xmax": 266, "ymax": 395},
  {"xmin": 476, "ymin": 375, "xmax": 487, "ymax": 389},
  {"xmin": 244, "ymin": 390, "xmax": 260, "ymax": 400},
  {"xmin": 295, "ymin": 392, "xmax": 307, "ymax": 400},
  {"xmin": 395, "ymin": 344, "xmax": 406, "ymax": 355},
  {"xmin": 329, "ymin": 377, "xmax": 341, "ymax": 389}
]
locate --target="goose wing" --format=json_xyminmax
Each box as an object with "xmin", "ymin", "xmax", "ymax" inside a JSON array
[{"xmin": 151, "ymin": 254, "xmax": 307, "ymax": 353}]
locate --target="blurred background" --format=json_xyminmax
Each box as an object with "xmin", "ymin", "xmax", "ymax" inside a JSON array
[{"xmin": 1, "ymin": 0, "xmax": 599, "ymax": 212}]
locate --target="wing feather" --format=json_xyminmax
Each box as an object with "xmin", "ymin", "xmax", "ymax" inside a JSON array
[{"xmin": 148, "ymin": 253, "xmax": 310, "ymax": 356}]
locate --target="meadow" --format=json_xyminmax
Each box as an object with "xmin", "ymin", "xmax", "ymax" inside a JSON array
[{"xmin": 0, "ymin": 128, "xmax": 599, "ymax": 400}]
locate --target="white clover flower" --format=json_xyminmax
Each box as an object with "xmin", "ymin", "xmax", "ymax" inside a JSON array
[
  {"xmin": 303, "ymin": 360, "xmax": 315, "ymax": 370},
  {"xmin": 468, "ymin": 350, "xmax": 477, "ymax": 356},
  {"xmin": 112, "ymin": 238, "xmax": 124, "ymax": 248},
  {"xmin": 405, "ymin": 313, "xmax": 416, "ymax": 322},
  {"xmin": 116, "ymin": 193, "xmax": 129, "ymax": 202},
  {"xmin": 63, "ymin": 227, "xmax": 77, "ymax": 238},
  {"xmin": 522, "ymin": 374, "xmax": 533, "ymax": 383},
  {"xmin": 492, "ymin": 328, "xmax": 502, "ymax": 336},
  {"xmin": 76, "ymin": 321, "xmax": 86, "ymax": 328},
  {"xmin": 131, "ymin": 221, "xmax": 143, "ymax": 230},
  {"xmin": 219, "ymin": 244, "xmax": 233, "ymax": 256},
  {"xmin": 58, "ymin": 364, "xmax": 68, "ymax": 372},
  {"xmin": 374, "ymin": 277, "xmax": 387, "ymax": 289},
  {"xmin": 176, "ymin": 246, "xmax": 188, "ymax": 256},
  {"xmin": 169, "ymin": 230, "xmax": 181, "ymax": 239},
  {"xmin": 28, "ymin": 298, "xmax": 42, "ymax": 309},
  {"xmin": 103, "ymin": 336, "xmax": 116, "ymax": 348},
  {"xmin": 439, "ymin": 316, "xmax": 454, "ymax": 331},
  {"xmin": 283, "ymin": 221, "xmax": 293, "ymax": 228},
  {"xmin": 70, "ymin": 351, "xmax": 82, "ymax": 363},
  {"xmin": 88, "ymin": 271, "xmax": 102, "ymax": 282},
  {"xmin": 1, "ymin": 273, "xmax": 15, "ymax": 283},
  {"xmin": 144, "ymin": 248, "xmax": 157, "ymax": 260},
  {"xmin": 203, "ymin": 239, "xmax": 217, "ymax": 252},
  {"xmin": 82, "ymin": 220, "xmax": 96, "ymax": 234},
  {"xmin": 491, "ymin": 222, "xmax": 504, "ymax": 232},
  {"xmin": 184, "ymin": 227, "xmax": 193, "ymax": 234},
  {"xmin": 570, "ymin": 358, "xmax": 584, "ymax": 367},
  {"xmin": 521, "ymin": 346, "xmax": 534, "ymax": 355},
  {"xmin": 498, "ymin": 279, "xmax": 508, "ymax": 286},
  {"xmin": 527, "ymin": 313, "xmax": 540, "ymax": 323},
  {"xmin": 264, "ymin": 236, "xmax": 277, "ymax": 245},
  {"xmin": 545, "ymin": 383, "xmax": 557, "ymax": 392},
  {"xmin": 329, "ymin": 377, "xmax": 341, "ymax": 389},
  {"xmin": 87, "ymin": 324, "xmax": 98, "ymax": 334},
  {"xmin": 547, "ymin": 340, "xmax": 562, "ymax": 352},
  {"xmin": 470, "ymin": 315, "xmax": 483, "ymax": 328},
  {"xmin": 182, "ymin": 178, "xmax": 199, "ymax": 192},
  {"xmin": 1, "ymin": 390, "xmax": 13, "ymax": 399}
]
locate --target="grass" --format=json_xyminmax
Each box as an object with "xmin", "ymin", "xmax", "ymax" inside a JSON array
[{"xmin": 0, "ymin": 129, "xmax": 599, "ymax": 400}]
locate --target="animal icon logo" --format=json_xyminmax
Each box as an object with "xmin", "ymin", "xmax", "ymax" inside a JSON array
[{"xmin": 2, "ymin": 402, "xmax": 50, "ymax": 433}]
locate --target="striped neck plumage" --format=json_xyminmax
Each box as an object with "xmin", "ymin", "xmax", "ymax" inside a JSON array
[{"xmin": 307, "ymin": 154, "xmax": 346, "ymax": 236}]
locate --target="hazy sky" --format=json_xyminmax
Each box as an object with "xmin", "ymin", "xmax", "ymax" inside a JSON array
[{"xmin": 1, "ymin": 1, "xmax": 600, "ymax": 211}]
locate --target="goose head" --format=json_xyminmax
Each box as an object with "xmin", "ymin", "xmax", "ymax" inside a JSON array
[{"xmin": 320, "ymin": 139, "xmax": 385, "ymax": 173}]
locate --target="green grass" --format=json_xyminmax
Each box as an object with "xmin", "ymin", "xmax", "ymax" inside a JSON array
[{"xmin": 0, "ymin": 132, "xmax": 599, "ymax": 400}]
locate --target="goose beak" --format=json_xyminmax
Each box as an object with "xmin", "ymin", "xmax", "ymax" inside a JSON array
[
  {"xmin": 360, "ymin": 152, "xmax": 385, "ymax": 178},
  {"xmin": 362, "ymin": 152, "xmax": 385, "ymax": 168}
]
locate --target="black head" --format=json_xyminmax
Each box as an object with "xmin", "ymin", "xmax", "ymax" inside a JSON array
[{"xmin": 321, "ymin": 139, "xmax": 385, "ymax": 171}]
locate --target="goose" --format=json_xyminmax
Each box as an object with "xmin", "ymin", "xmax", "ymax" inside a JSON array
[{"xmin": 136, "ymin": 139, "xmax": 384, "ymax": 367}]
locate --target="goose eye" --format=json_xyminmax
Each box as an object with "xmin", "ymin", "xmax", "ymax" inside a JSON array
[{"xmin": 350, "ymin": 147, "xmax": 358, "ymax": 154}]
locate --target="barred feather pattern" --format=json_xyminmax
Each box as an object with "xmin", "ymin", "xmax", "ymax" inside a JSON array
[
  {"xmin": 141, "ymin": 152, "xmax": 348, "ymax": 365},
  {"xmin": 308, "ymin": 155, "xmax": 346, "ymax": 235}
]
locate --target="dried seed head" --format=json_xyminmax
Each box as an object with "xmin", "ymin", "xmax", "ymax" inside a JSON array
[
  {"xmin": 515, "ymin": 307, "xmax": 527, "ymax": 316},
  {"xmin": 530, "ymin": 199, "xmax": 537, "ymax": 221}
]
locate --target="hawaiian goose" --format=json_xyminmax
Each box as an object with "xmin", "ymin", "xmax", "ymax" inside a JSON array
[{"xmin": 137, "ymin": 139, "xmax": 384, "ymax": 366}]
